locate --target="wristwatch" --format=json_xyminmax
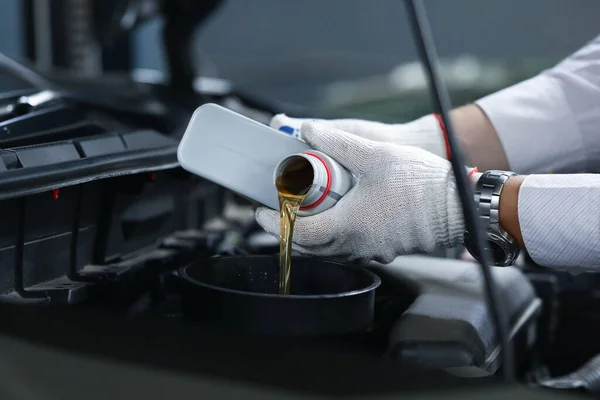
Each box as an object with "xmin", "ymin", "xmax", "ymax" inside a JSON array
[{"xmin": 464, "ymin": 170, "xmax": 520, "ymax": 266}]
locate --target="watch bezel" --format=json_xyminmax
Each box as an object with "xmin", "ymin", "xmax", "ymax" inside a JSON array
[{"xmin": 464, "ymin": 230, "xmax": 520, "ymax": 267}]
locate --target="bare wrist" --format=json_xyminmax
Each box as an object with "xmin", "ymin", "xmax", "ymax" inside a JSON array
[{"xmin": 499, "ymin": 175, "xmax": 526, "ymax": 248}]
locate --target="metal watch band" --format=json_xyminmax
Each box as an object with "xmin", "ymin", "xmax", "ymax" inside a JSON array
[{"xmin": 474, "ymin": 170, "xmax": 517, "ymax": 237}]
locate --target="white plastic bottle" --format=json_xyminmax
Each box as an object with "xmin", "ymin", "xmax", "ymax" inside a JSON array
[
  {"xmin": 274, "ymin": 150, "xmax": 353, "ymax": 216},
  {"xmin": 177, "ymin": 103, "xmax": 353, "ymax": 215}
]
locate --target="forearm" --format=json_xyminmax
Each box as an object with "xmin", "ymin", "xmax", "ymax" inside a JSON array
[
  {"xmin": 473, "ymin": 74, "xmax": 587, "ymax": 174},
  {"xmin": 451, "ymin": 104, "xmax": 510, "ymax": 172},
  {"xmin": 451, "ymin": 32, "xmax": 600, "ymax": 175},
  {"xmin": 450, "ymin": 69, "xmax": 593, "ymax": 175}
]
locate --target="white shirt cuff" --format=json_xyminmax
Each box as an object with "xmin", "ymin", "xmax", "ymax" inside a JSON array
[{"xmin": 518, "ymin": 174, "xmax": 600, "ymax": 271}]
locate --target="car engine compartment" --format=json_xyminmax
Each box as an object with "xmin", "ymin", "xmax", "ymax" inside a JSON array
[
  {"xmin": 0, "ymin": 60, "xmax": 596, "ymax": 397},
  {"xmin": 0, "ymin": 1, "xmax": 598, "ymax": 397}
]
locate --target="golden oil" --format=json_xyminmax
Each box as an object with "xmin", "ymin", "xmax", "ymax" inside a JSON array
[{"xmin": 275, "ymin": 157, "xmax": 313, "ymax": 295}]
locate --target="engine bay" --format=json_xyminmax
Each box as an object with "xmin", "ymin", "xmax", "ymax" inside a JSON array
[
  {"xmin": 0, "ymin": 1, "xmax": 597, "ymax": 398},
  {"xmin": 0, "ymin": 67, "xmax": 594, "ymax": 397}
]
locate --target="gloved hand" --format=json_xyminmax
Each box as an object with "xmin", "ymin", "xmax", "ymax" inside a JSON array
[
  {"xmin": 270, "ymin": 113, "xmax": 450, "ymax": 160},
  {"xmin": 255, "ymin": 122, "xmax": 467, "ymax": 264}
]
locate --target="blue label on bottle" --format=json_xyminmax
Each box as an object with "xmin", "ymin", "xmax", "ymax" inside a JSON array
[
  {"xmin": 279, "ymin": 125, "xmax": 301, "ymax": 139},
  {"xmin": 279, "ymin": 126, "xmax": 295, "ymax": 135}
]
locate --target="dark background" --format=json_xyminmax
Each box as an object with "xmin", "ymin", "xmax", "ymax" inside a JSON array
[
  {"xmin": 133, "ymin": 0, "xmax": 600, "ymax": 105},
  {"xmin": 0, "ymin": 0, "xmax": 598, "ymax": 106}
]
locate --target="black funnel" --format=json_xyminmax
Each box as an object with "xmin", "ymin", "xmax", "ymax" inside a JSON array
[{"xmin": 176, "ymin": 255, "xmax": 380, "ymax": 336}]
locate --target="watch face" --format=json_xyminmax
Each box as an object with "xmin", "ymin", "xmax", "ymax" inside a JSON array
[
  {"xmin": 464, "ymin": 231, "xmax": 519, "ymax": 267},
  {"xmin": 487, "ymin": 240, "xmax": 506, "ymax": 264}
]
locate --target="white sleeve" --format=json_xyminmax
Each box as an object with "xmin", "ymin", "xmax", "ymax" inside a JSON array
[
  {"xmin": 519, "ymin": 174, "xmax": 600, "ymax": 271},
  {"xmin": 475, "ymin": 35, "xmax": 600, "ymax": 174}
]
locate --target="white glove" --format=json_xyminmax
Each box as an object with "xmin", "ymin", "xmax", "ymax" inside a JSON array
[
  {"xmin": 270, "ymin": 113, "xmax": 449, "ymax": 160},
  {"xmin": 255, "ymin": 122, "xmax": 467, "ymax": 264}
]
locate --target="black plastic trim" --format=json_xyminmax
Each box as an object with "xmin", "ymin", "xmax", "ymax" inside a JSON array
[{"xmin": 0, "ymin": 146, "xmax": 179, "ymax": 200}]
